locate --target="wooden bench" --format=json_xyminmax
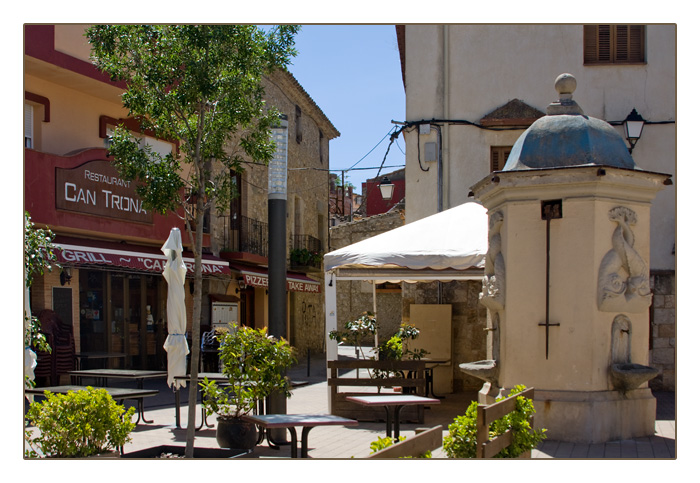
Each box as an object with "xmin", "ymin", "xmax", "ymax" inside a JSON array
[
  {"xmin": 476, "ymin": 387, "xmax": 535, "ymax": 458},
  {"xmin": 328, "ymin": 360, "xmax": 427, "ymax": 423},
  {"xmin": 367, "ymin": 425, "xmax": 443, "ymax": 459}
]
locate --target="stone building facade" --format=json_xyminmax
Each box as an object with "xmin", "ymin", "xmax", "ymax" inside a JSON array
[
  {"xmin": 397, "ymin": 24, "xmax": 676, "ymax": 391},
  {"xmin": 207, "ymin": 68, "xmax": 339, "ymax": 355},
  {"xmin": 24, "ymin": 26, "xmax": 339, "ymax": 377},
  {"xmin": 328, "ymin": 207, "xmax": 405, "ymax": 344}
]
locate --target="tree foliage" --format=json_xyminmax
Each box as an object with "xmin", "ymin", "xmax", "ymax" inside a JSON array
[
  {"xmin": 85, "ymin": 24, "xmax": 299, "ymax": 457},
  {"xmin": 24, "ymin": 212, "xmax": 55, "ymax": 355},
  {"xmin": 86, "ymin": 24, "xmax": 299, "ymax": 219}
]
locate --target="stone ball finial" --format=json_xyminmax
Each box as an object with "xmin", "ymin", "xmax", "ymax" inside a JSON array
[{"xmin": 555, "ymin": 73, "xmax": 577, "ymax": 96}]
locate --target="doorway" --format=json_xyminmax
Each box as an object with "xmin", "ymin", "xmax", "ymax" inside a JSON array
[{"xmin": 79, "ymin": 270, "xmax": 165, "ymax": 369}]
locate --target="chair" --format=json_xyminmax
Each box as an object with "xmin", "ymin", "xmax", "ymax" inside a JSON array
[{"xmin": 33, "ymin": 310, "xmax": 76, "ymax": 385}]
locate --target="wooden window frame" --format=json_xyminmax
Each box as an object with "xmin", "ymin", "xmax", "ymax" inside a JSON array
[
  {"xmin": 490, "ymin": 146, "xmax": 511, "ymax": 172},
  {"xmin": 584, "ymin": 25, "xmax": 646, "ymax": 65}
]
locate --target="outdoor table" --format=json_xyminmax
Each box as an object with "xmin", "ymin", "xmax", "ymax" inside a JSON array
[
  {"xmin": 68, "ymin": 369, "xmax": 166, "ymax": 423},
  {"xmin": 242, "ymin": 414, "xmax": 358, "ymax": 458},
  {"xmin": 25, "ymin": 385, "xmax": 159, "ymax": 425},
  {"xmin": 69, "ymin": 368, "xmax": 167, "ymax": 388},
  {"xmin": 345, "ymin": 394, "xmax": 440, "ymax": 442},
  {"xmin": 422, "ymin": 359, "xmax": 450, "ymax": 399},
  {"xmin": 74, "ymin": 352, "xmax": 126, "ymax": 370},
  {"xmin": 172, "ymin": 372, "xmax": 233, "ymax": 431}
]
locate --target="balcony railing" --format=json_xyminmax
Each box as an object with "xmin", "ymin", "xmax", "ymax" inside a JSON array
[
  {"xmin": 290, "ymin": 234, "xmax": 323, "ymax": 270},
  {"xmin": 226, "ymin": 215, "xmax": 268, "ymax": 259}
]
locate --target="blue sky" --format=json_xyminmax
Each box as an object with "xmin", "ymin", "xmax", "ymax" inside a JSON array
[{"xmin": 286, "ymin": 25, "xmax": 406, "ymax": 191}]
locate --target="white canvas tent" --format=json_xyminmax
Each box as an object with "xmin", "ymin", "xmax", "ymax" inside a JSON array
[{"xmin": 323, "ymin": 201, "xmax": 489, "ymax": 364}]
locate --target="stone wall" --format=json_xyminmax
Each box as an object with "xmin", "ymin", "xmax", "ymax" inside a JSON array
[
  {"xmin": 329, "ymin": 210, "xmax": 405, "ymax": 345},
  {"xmin": 649, "ymin": 270, "xmax": 676, "ymax": 391}
]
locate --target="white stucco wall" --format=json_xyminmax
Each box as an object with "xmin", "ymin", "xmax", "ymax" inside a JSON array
[{"xmin": 403, "ymin": 24, "xmax": 676, "ymax": 271}]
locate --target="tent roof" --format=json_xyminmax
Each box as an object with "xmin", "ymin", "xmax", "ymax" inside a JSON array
[{"xmin": 324, "ymin": 202, "xmax": 488, "ymax": 281}]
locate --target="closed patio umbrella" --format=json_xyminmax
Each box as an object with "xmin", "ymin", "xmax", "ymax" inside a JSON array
[{"xmin": 162, "ymin": 228, "xmax": 189, "ymax": 389}]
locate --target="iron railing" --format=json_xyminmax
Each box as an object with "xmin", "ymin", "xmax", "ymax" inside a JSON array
[
  {"xmin": 226, "ymin": 215, "xmax": 268, "ymax": 258},
  {"xmin": 290, "ymin": 234, "xmax": 323, "ymax": 269}
]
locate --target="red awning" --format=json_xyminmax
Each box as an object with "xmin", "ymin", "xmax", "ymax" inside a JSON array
[
  {"xmin": 230, "ymin": 263, "xmax": 321, "ymax": 293},
  {"xmin": 54, "ymin": 236, "xmax": 231, "ymax": 276}
]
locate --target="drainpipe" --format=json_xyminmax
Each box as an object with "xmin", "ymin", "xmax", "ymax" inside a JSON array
[{"xmin": 441, "ymin": 24, "xmax": 449, "ymax": 214}]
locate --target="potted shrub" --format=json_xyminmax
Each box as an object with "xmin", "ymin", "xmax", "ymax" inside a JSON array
[
  {"xmin": 25, "ymin": 387, "xmax": 136, "ymax": 458},
  {"xmin": 200, "ymin": 325, "xmax": 296, "ymax": 450},
  {"xmin": 442, "ymin": 385, "xmax": 546, "ymax": 458}
]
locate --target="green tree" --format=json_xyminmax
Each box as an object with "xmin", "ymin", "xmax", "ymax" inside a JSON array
[
  {"xmin": 24, "ymin": 212, "xmax": 56, "ymax": 385},
  {"xmin": 86, "ymin": 24, "xmax": 299, "ymax": 457}
]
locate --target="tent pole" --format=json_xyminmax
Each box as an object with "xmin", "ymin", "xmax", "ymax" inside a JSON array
[
  {"xmin": 373, "ymin": 283, "xmax": 379, "ymax": 350},
  {"xmin": 325, "ymin": 271, "xmax": 338, "ymax": 411}
]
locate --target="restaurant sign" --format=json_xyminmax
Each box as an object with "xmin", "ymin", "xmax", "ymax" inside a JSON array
[
  {"xmin": 56, "ymin": 159, "xmax": 153, "ymax": 224},
  {"xmin": 56, "ymin": 243, "xmax": 231, "ymax": 276},
  {"xmin": 242, "ymin": 272, "xmax": 321, "ymax": 294}
]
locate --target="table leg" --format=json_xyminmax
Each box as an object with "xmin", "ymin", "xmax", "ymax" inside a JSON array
[
  {"xmin": 119, "ymin": 398, "xmax": 142, "ymax": 425},
  {"xmin": 301, "ymin": 427, "xmax": 313, "ymax": 458},
  {"xmin": 383, "ymin": 406, "xmax": 392, "ymax": 438},
  {"xmin": 139, "ymin": 399, "xmax": 153, "ymax": 424},
  {"xmin": 393, "ymin": 405, "xmax": 405, "ymax": 442},
  {"xmin": 287, "ymin": 427, "xmax": 298, "ymax": 458},
  {"xmin": 175, "ymin": 388, "xmax": 182, "ymax": 429},
  {"xmin": 426, "ymin": 367, "xmax": 444, "ymax": 399}
]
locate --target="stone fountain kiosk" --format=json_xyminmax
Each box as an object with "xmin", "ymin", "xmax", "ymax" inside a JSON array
[{"xmin": 464, "ymin": 74, "xmax": 671, "ymax": 443}]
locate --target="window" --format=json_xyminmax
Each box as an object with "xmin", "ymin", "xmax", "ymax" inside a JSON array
[
  {"xmin": 584, "ymin": 25, "xmax": 645, "ymax": 64},
  {"xmin": 490, "ymin": 146, "xmax": 511, "ymax": 172},
  {"xmin": 24, "ymin": 104, "xmax": 34, "ymax": 148},
  {"xmin": 295, "ymin": 105, "xmax": 302, "ymax": 144},
  {"xmin": 319, "ymin": 129, "xmax": 324, "ymax": 165}
]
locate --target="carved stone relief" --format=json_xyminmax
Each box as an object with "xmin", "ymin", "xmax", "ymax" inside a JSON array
[
  {"xmin": 480, "ymin": 210, "xmax": 505, "ymax": 313},
  {"xmin": 597, "ymin": 207, "xmax": 652, "ymax": 312}
]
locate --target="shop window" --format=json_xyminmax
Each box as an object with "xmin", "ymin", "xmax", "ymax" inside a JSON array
[
  {"xmin": 584, "ymin": 25, "xmax": 646, "ymax": 65},
  {"xmin": 490, "ymin": 146, "xmax": 511, "ymax": 172}
]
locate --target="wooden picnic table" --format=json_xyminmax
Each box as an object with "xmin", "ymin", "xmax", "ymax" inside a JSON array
[
  {"xmin": 242, "ymin": 414, "xmax": 358, "ymax": 458},
  {"xmin": 24, "ymin": 385, "xmax": 159, "ymax": 425},
  {"xmin": 345, "ymin": 394, "xmax": 440, "ymax": 441}
]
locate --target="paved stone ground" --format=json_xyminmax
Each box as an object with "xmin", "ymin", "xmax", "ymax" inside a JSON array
[{"xmin": 25, "ymin": 347, "xmax": 675, "ymax": 461}]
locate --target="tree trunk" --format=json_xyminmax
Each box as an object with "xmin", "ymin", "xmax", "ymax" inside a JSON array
[{"xmin": 184, "ymin": 192, "xmax": 205, "ymax": 458}]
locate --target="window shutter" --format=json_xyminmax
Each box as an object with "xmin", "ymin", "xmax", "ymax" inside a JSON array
[
  {"xmin": 598, "ymin": 25, "xmax": 612, "ymax": 62},
  {"xmin": 615, "ymin": 25, "xmax": 629, "ymax": 61},
  {"xmin": 583, "ymin": 25, "xmax": 599, "ymax": 63},
  {"xmin": 491, "ymin": 149, "xmax": 500, "ymax": 172},
  {"xmin": 490, "ymin": 146, "xmax": 512, "ymax": 172},
  {"xmin": 629, "ymin": 25, "xmax": 645, "ymax": 62},
  {"xmin": 584, "ymin": 24, "xmax": 644, "ymax": 64},
  {"xmin": 24, "ymin": 103, "xmax": 33, "ymax": 148}
]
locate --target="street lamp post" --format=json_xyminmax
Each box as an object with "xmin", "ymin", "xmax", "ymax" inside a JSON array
[{"xmin": 268, "ymin": 115, "xmax": 288, "ymax": 441}]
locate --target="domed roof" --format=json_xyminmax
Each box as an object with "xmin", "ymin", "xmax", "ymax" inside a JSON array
[{"xmin": 503, "ymin": 74, "xmax": 637, "ymax": 171}]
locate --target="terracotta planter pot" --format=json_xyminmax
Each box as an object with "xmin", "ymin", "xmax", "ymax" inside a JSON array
[{"xmin": 216, "ymin": 417, "xmax": 258, "ymax": 450}]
